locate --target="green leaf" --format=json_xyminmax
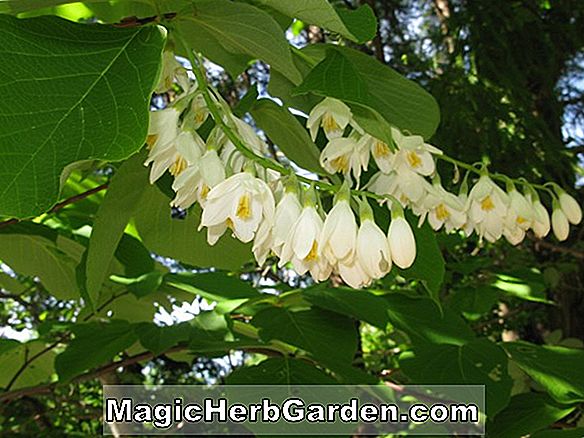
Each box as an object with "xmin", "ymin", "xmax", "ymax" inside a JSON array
[
  {"xmin": 0, "ymin": 223, "xmax": 84, "ymax": 300},
  {"xmin": 253, "ymin": 307, "xmax": 358, "ymax": 364},
  {"xmin": 165, "ymin": 271, "xmax": 260, "ymax": 302},
  {"xmin": 492, "ymin": 270, "xmax": 553, "ymax": 304},
  {"xmin": 489, "ymin": 393, "xmax": 577, "ymax": 438},
  {"xmin": 55, "ymin": 320, "xmax": 137, "ymax": 381},
  {"xmin": 175, "ymin": 0, "xmax": 301, "ymax": 83},
  {"xmin": 227, "ymin": 357, "xmax": 337, "ymax": 384},
  {"xmin": 135, "ymin": 322, "xmax": 191, "ymax": 356},
  {"xmin": 449, "ymin": 285, "xmax": 499, "ymax": 321},
  {"xmin": 0, "ymin": 14, "xmax": 164, "ymax": 218},
  {"xmin": 0, "ymin": 271, "xmax": 26, "ymax": 295},
  {"xmin": 384, "ymin": 293, "xmax": 475, "ymax": 346},
  {"xmin": 295, "ymin": 45, "xmax": 440, "ymax": 139},
  {"xmin": 85, "ymin": 153, "xmax": 150, "ymax": 306},
  {"xmin": 400, "ymin": 339, "xmax": 513, "ymax": 417},
  {"xmin": 253, "ymin": 1, "xmax": 376, "ymax": 43},
  {"xmin": 502, "ymin": 341, "xmax": 584, "ymax": 404},
  {"xmin": 0, "ymin": 339, "xmax": 56, "ymax": 390},
  {"xmin": 250, "ymin": 98, "xmax": 322, "ymax": 174},
  {"xmin": 303, "ymin": 286, "xmax": 391, "ymax": 328},
  {"xmin": 133, "ymin": 184, "xmax": 251, "ymax": 271}
]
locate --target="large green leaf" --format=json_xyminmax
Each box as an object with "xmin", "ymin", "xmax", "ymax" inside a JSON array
[
  {"xmin": 532, "ymin": 429, "xmax": 584, "ymax": 438},
  {"xmin": 227, "ymin": 357, "xmax": 336, "ymax": 384},
  {"xmin": 489, "ymin": 393, "xmax": 577, "ymax": 438},
  {"xmin": 400, "ymin": 339, "xmax": 513, "ymax": 417},
  {"xmin": 135, "ymin": 322, "xmax": 191, "ymax": 356},
  {"xmin": 85, "ymin": 153, "xmax": 149, "ymax": 306},
  {"xmin": 250, "ymin": 98, "xmax": 322, "ymax": 174},
  {"xmin": 175, "ymin": 0, "xmax": 301, "ymax": 83},
  {"xmin": 55, "ymin": 320, "xmax": 137, "ymax": 381},
  {"xmin": 294, "ymin": 45, "xmax": 440, "ymax": 139},
  {"xmin": 384, "ymin": 293, "xmax": 475, "ymax": 346},
  {"xmin": 165, "ymin": 271, "xmax": 261, "ymax": 302},
  {"xmin": 303, "ymin": 286, "xmax": 391, "ymax": 328},
  {"xmin": 0, "ymin": 14, "xmax": 164, "ymax": 218},
  {"xmin": 253, "ymin": 0, "xmax": 376, "ymax": 43},
  {"xmin": 253, "ymin": 307, "xmax": 358, "ymax": 365},
  {"xmin": 502, "ymin": 341, "xmax": 584, "ymax": 404},
  {"xmin": 0, "ymin": 223, "xmax": 84, "ymax": 300},
  {"xmin": 133, "ymin": 184, "xmax": 251, "ymax": 271},
  {"xmin": 0, "ymin": 339, "xmax": 56, "ymax": 390}
]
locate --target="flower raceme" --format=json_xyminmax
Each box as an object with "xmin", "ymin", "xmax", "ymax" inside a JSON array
[{"xmin": 144, "ymin": 62, "xmax": 582, "ymax": 289}]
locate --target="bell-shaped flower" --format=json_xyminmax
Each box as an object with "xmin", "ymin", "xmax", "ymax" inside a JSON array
[
  {"xmin": 279, "ymin": 193, "xmax": 332, "ymax": 282},
  {"xmin": 272, "ymin": 190, "xmax": 302, "ymax": 257},
  {"xmin": 467, "ymin": 175, "xmax": 509, "ymax": 242},
  {"xmin": 144, "ymin": 108, "xmax": 183, "ymax": 182},
  {"xmin": 368, "ymin": 171, "xmax": 431, "ymax": 207},
  {"xmin": 155, "ymin": 51, "xmax": 189, "ymax": 94},
  {"xmin": 527, "ymin": 193, "xmax": 550, "ymax": 238},
  {"xmin": 391, "ymin": 127, "xmax": 442, "ymax": 177},
  {"xmin": 190, "ymin": 93, "xmax": 210, "ymax": 129},
  {"xmin": 503, "ymin": 189, "xmax": 534, "ymax": 245},
  {"xmin": 552, "ymin": 207, "xmax": 569, "ymax": 241},
  {"xmin": 416, "ymin": 183, "xmax": 466, "ymax": 232},
  {"xmin": 199, "ymin": 171, "xmax": 275, "ymax": 244},
  {"xmin": 358, "ymin": 134, "xmax": 395, "ymax": 173},
  {"xmin": 558, "ymin": 190, "xmax": 582, "ymax": 225},
  {"xmin": 387, "ymin": 212, "xmax": 416, "ymax": 269},
  {"xmin": 356, "ymin": 200, "xmax": 392, "ymax": 279},
  {"xmin": 319, "ymin": 136, "xmax": 369, "ymax": 183},
  {"xmin": 168, "ymin": 132, "xmax": 207, "ymax": 209},
  {"xmin": 213, "ymin": 117, "xmax": 265, "ymax": 173},
  {"xmin": 307, "ymin": 97, "xmax": 356, "ymax": 141},
  {"xmin": 320, "ymin": 186, "xmax": 358, "ymax": 264},
  {"xmin": 252, "ymin": 218, "xmax": 273, "ymax": 266},
  {"xmin": 338, "ymin": 258, "xmax": 371, "ymax": 289}
]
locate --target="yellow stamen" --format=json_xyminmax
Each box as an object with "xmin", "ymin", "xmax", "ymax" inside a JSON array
[
  {"xmin": 435, "ymin": 203, "xmax": 450, "ymax": 221},
  {"xmin": 330, "ymin": 155, "xmax": 349, "ymax": 173},
  {"xmin": 200, "ymin": 184, "xmax": 210, "ymax": 200},
  {"xmin": 226, "ymin": 218, "xmax": 234, "ymax": 229},
  {"xmin": 146, "ymin": 134, "xmax": 158, "ymax": 150},
  {"xmin": 169, "ymin": 156, "xmax": 187, "ymax": 176},
  {"xmin": 305, "ymin": 240, "xmax": 319, "ymax": 261},
  {"xmin": 236, "ymin": 194, "xmax": 252, "ymax": 219},
  {"xmin": 373, "ymin": 141, "xmax": 391, "ymax": 158},
  {"xmin": 481, "ymin": 196, "xmax": 495, "ymax": 212},
  {"xmin": 406, "ymin": 151, "xmax": 422, "ymax": 168},
  {"xmin": 516, "ymin": 216, "xmax": 528, "ymax": 225},
  {"xmin": 322, "ymin": 114, "xmax": 340, "ymax": 134},
  {"xmin": 195, "ymin": 111, "xmax": 206, "ymax": 124}
]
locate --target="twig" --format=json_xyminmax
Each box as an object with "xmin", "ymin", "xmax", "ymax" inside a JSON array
[
  {"xmin": 533, "ymin": 238, "xmax": 584, "ymax": 259},
  {"xmin": 0, "ymin": 183, "xmax": 109, "ymax": 229}
]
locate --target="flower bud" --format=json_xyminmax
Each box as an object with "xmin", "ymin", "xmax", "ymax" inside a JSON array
[{"xmin": 388, "ymin": 216, "xmax": 416, "ymax": 269}]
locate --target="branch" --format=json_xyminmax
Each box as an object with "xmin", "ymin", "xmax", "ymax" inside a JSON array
[
  {"xmin": 533, "ymin": 238, "xmax": 584, "ymax": 259},
  {"xmin": 0, "ymin": 183, "xmax": 109, "ymax": 229}
]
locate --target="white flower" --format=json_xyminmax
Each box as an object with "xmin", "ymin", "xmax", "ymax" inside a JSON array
[
  {"xmin": 503, "ymin": 189, "xmax": 534, "ymax": 245},
  {"xmin": 144, "ymin": 108, "xmax": 183, "ymax": 183},
  {"xmin": 252, "ymin": 218, "xmax": 273, "ymax": 265},
  {"xmin": 307, "ymin": 97, "xmax": 358, "ymax": 140},
  {"xmin": 272, "ymin": 191, "xmax": 302, "ymax": 257},
  {"xmin": 171, "ymin": 148, "xmax": 225, "ymax": 209},
  {"xmin": 199, "ymin": 172, "xmax": 275, "ymax": 244},
  {"xmin": 558, "ymin": 191, "xmax": 582, "ymax": 225},
  {"xmin": 168, "ymin": 132, "xmax": 207, "ymax": 209},
  {"xmin": 155, "ymin": 51, "xmax": 189, "ymax": 93},
  {"xmin": 552, "ymin": 208, "xmax": 569, "ymax": 241},
  {"xmin": 528, "ymin": 194, "xmax": 550, "ymax": 238},
  {"xmin": 190, "ymin": 93, "xmax": 209, "ymax": 129},
  {"xmin": 387, "ymin": 216, "xmax": 416, "ymax": 269},
  {"xmin": 279, "ymin": 205, "xmax": 332, "ymax": 282},
  {"xmin": 356, "ymin": 218, "xmax": 391, "ymax": 279},
  {"xmin": 391, "ymin": 127, "xmax": 442, "ymax": 177},
  {"xmin": 215, "ymin": 117, "xmax": 265, "ymax": 173},
  {"xmin": 467, "ymin": 175, "xmax": 509, "ymax": 242},
  {"xmin": 338, "ymin": 258, "xmax": 371, "ymax": 289},
  {"xmin": 368, "ymin": 171, "xmax": 431, "ymax": 207},
  {"xmin": 358, "ymin": 134, "xmax": 395, "ymax": 173},
  {"xmin": 320, "ymin": 199, "xmax": 358, "ymax": 264},
  {"xmin": 416, "ymin": 183, "xmax": 466, "ymax": 232},
  {"xmin": 319, "ymin": 137, "xmax": 369, "ymax": 182}
]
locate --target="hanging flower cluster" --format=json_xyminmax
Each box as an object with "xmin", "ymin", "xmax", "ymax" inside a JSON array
[{"xmin": 144, "ymin": 52, "xmax": 582, "ymax": 288}]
